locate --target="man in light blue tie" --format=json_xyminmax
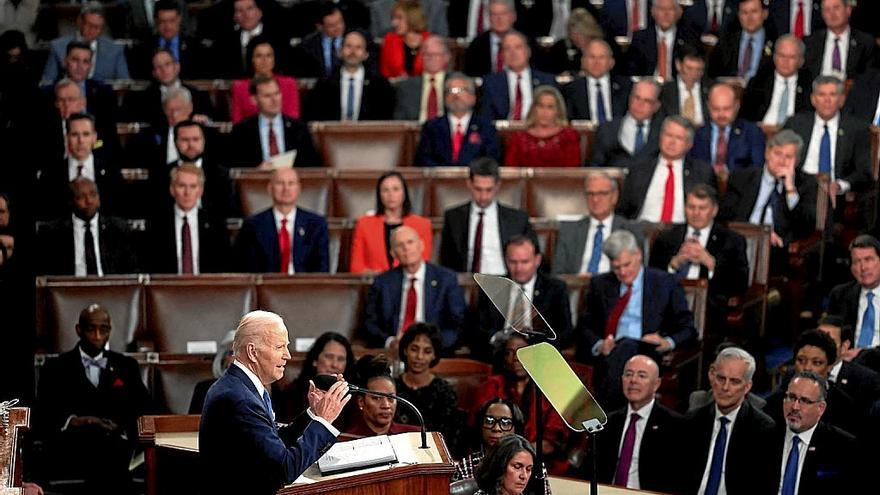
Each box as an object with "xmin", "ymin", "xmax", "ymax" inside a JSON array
[{"xmin": 828, "ymin": 234, "xmax": 880, "ymax": 355}]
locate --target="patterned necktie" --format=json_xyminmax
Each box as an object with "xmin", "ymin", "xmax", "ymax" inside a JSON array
[
  {"xmin": 657, "ymin": 35, "xmax": 668, "ymax": 80},
  {"xmin": 714, "ymin": 127, "xmax": 728, "ymax": 174},
  {"xmin": 780, "ymin": 435, "xmax": 801, "ymax": 495},
  {"xmin": 452, "ymin": 121, "xmax": 464, "ymax": 163},
  {"xmin": 682, "ymin": 88, "xmax": 696, "ymax": 123},
  {"xmin": 858, "ymin": 292, "xmax": 875, "ymax": 348},
  {"xmin": 777, "ymin": 79, "xmax": 791, "ymax": 125},
  {"xmin": 818, "ymin": 124, "xmax": 832, "ymax": 174},
  {"xmin": 660, "ymin": 161, "xmax": 675, "ymax": 222},
  {"xmin": 512, "ymin": 74, "xmax": 523, "ymax": 120},
  {"xmin": 84, "ymin": 222, "xmax": 98, "ymax": 275},
  {"xmin": 739, "ymin": 36, "xmax": 753, "ymax": 78},
  {"xmin": 595, "ymin": 81, "xmax": 608, "ymax": 124},
  {"xmin": 604, "ymin": 284, "xmax": 633, "ymax": 338},
  {"xmin": 832, "ymin": 37, "xmax": 842, "ymax": 73},
  {"xmin": 427, "ymin": 76, "xmax": 438, "ymax": 120},
  {"xmin": 794, "ymin": 1, "xmax": 805, "ymax": 39},
  {"xmin": 268, "ymin": 121, "xmax": 279, "ymax": 157},
  {"xmin": 278, "ymin": 218, "xmax": 291, "ymax": 273},
  {"xmin": 634, "ymin": 121, "xmax": 646, "ymax": 153},
  {"xmin": 345, "ymin": 77, "xmax": 355, "ymax": 120},
  {"xmin": 614, "ymin": 412, "xmax": 641, "ymax": 486},
  {"xmin": 401, "ymin": 277, "xmax": 418, "ymax": 334},
  {"xmin": 704, "ymin": 417, "xmax": 730, "ymax": 495},
  {"xmin": 471, "ymin": 210, "xmax": 485, "ymax": 273},
  {"xmin": 181, "ymin": 215, "xmax": 193, "ymax": 274},
  {"xmin": 587, "ymin": 223, "xmax": 605, "ymax": 274}
]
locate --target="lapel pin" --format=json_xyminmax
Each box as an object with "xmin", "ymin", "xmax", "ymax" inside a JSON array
[
  {"xmin": 734, "ymin": 127, "xmax": 742, "ymax": 135},
  {"xmin": 364, "ymin": 79, "xmax": 370, "ymax": 86},
  {"xmin": 298, "ymin": 227, "xmax": 305, "ymax": 236},
  {"xmin": 808, "ymin": 446, "xmax": 816, "ymax": 452},
  {"xmin": 840, "ymin": 378, "xmax": 848, "ymax": 384},
  {"xmin": 684, "ymin": 169, "xmax": 690, "ymax": 176},
  {"xmin": 838, "ymin": 129, "xmax": 844, "ymax": 137},
  {"xmin": 431, "ymin": 280, "xmax": 438, "ymax": 287},
  {"xmin": 651, "ymin": 425, "xmax": 658, "ymax": 430},
  {"xmin": 534, "ymin": 289, "xmax": 540, "ymax": 297},
  {"xmin": 797, "ymin": 86, "xmax": 803, "ymax": 93}
]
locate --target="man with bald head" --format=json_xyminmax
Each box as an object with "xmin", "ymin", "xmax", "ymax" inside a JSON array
[
  {"xmin": 235, "ymin": 167, "xmax": 329, "ymax": 273},
  {"xmin": 364, "ymin": 225, "xmax": 466, "ymax": 353},
  {"xmin": 36, "ymin": 303, "xmax": 152, "ymax": 492},
  {"xmin": 593, "ymin": 354, "xmax": 684, "ymax": 493},
  {"xmin": 564, "ymin": 39, "xmax": 632, "ymax": 123},
  {"xmin": 200, "ymin": 310, "xmax": 351, "ymax": 495},
  {"xmin": 393, "ymin": 36, "xmax": 451, "ymax": 121}
]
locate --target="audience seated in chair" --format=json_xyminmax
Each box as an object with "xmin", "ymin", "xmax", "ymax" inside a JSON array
[
  {"xmin": 562, "ymin": 38, "xmax": 631, "ymax": 124},
  {"xmin": 128, "ymin": 1, "xmax": 204, "ymax": 80},
  {"xmin": 503, "ymin": 85, "xmax": 580, "ymax": 167},
  {"xmin": 40, "ymin": 78, "xmax": 118, "ymax": 167},
  {"xmin": 230, "ymin": 36, "xmax": 301, "ymax": 123},
  {"xmin": 463, "ymin": 0, "xmax": 517, "ymax": 77},
  {"xmin": 393, "ymin": 35, "xmax": 450, "ymax": 122},
  {"xmin": 828, "ymin": 235, "xmax": 880, "ymax": 354},
  {"xmin": 589, "ymin": 79, "xmax": 664, "ymax": 168},
  {"xmin": 815, "ymin": 314, "xmax": 880, "ymax": 408},
  {"xmin": 706, "ymin": 0, "xmax": 774, "ymax": 83},
  {"xmin": 625, "ymin": 0, "xmax": 700, "ymax": 79},
  {"xmin": 741, "ymin": 34, "xmax": 813, "ymax": 125},
  {"xmin": 377, "ymin": 0, "xmax": 431, "ymax": 79},
  {"xmin": 206, "ymin": 0, "xmax": 290, "ymax": 79},
  {"xmin": 472, "ymin": 434, "xmax": 538, "ymax": 495},
  {"xmin": 343, "ymin": 354, "xmax": 421, "ymax": 437},
  {"xmin": 291, "ymin": 3, "xmax": 346, "ymax": 78},
  {"xmin": 658, "ymin": 43, "xmax": 710, "ymax": 128},
  {"xmin": 41, "ymin": 3, "xmax": 129, "ymax": 84},
  {"xmin": 802, "ymin": 0, "xmax": 875, "ymax": 80}
]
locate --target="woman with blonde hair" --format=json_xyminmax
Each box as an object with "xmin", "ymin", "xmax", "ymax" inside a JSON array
[
  {"xmin": 503, "ymin": 86, "xmax": 581, "ymax": 167},
  {"xmin": 542, "ymin": 8, "xmax": 604, "ymax": 75},
  {"xmin": 379, "ymin": 0, "xmax": 432, "ymax": 78}
]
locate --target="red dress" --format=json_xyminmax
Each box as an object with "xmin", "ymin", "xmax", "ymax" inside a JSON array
[
  {"xmin": 503, "ymin": 127, "xmax": 582, "ymax": 167},
  {"xmin": 379, "ymin": 31, "xmax": 431, "ymax": 78}
]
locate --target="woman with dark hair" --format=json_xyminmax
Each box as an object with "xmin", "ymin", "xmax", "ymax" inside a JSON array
[
  {"xmin": 474, "ymin": 434, "xmax": 538, "ymax": 495},
  {"xmin": 272, "ymin": 332, "xmax": 355, "ymax": 423},
  {"xmin": 345, "ymin": 354, "xmax": 420, "ymax": 437},
  {"xmin": 349, "ymin": 171, "xmax": 432, "ymax": 273},
  {"xmin": 395, "ymin": 323, "xmax": 459, "ymax": 449},
  {"xmin": 230, "ymin": 35, "xmax": 300, "ymax": 122},
  {"xmin": 379, "ymin": 0, "xmax": 431, "ymax": 78}
]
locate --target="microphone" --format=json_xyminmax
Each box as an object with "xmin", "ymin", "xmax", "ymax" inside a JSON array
[{"xmin": 313, "ymin": 374, "xmax": 429, "ymax": 449}]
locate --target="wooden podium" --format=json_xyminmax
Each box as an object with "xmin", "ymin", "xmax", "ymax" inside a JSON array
[
  {"xmin": 138, "ymin": 415, "xmax": 454, "ymax": 495},
  {"xmin": 0, "ymin": 405, "xmax": 30, "ymax": 495}
]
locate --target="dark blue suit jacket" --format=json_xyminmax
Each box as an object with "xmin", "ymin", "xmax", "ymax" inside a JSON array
[
  {"xmin": 478, "ymin": 69, "xmax": 557, "ymax": 121},
  {"xmin": 626, "ymin": 25, "xmax": 700, "ymax": 77},
  {"xmin": 769, "ymin": 0, "xmax": 824, "ymax": 38},
  {"xmin": 600, "ymin": 0, "xmax": 654, "ymax": 38},
  {"xmin": 363, "ymin": 263, "xmax": 466, "ymax": 350},
  {"xmin": 414, "ymin": 115, "xmax": 501, "ymax": 166},
  {"xmin": 235, "ymin": 207, "xmax": 329, "ymax": 272},
  {"xmin": 199, "ymin": 365, "xmax": 336, "ymax": 495},
  {"xmin": 689, "ymin": 118, "xmax": 766, "ymax": 172}
]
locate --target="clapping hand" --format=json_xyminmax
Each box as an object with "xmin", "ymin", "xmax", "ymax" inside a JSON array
[{"xmin": 308, "ymin": 374, "xmax": 351, "ymax": 423}]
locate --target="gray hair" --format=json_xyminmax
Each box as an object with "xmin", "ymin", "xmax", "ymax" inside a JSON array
[
  {"xmin": 162, "ymin": 86, "xmax": 193, "ymax": 106},
  {"xmin": 766, "ymin": 129, "xmax": 804, "ymax": 157},
  {"xmin": 633, "ymin": 78, "xmax": 662, "ymax": 100},
  {"xmin": 775, "ymin": 34, "xmax": 805, "ymax": 58},
  {"xmin": 602, "ymin": 230, "xmax": 640, "ymax": 260},
  {"xmin": 489, "ymin": 0, "xmax": 515, "ymax": 12},
  {"xmin": 811, "ymin": 74, "xmax": 844, "ymax": 95},
  {"xmin": 714, "ymin": 347, "xmax": 756, "ymax": 381},
  {"xmin": 80, "ymin": 1, "xmax": 105, "ymax": 18},
  {"xmin": 790, "ymin": 370, "xmax": 828, "ymax": 402},
  {"xmin": 55, "ymin": 77, "xmax": 81, "ymax": 95},
  {"xmin": 232, "ymin": 310, "xmax": 286, "ymax": 358},
  {"xmin": 584, "ymin": 170, "xmax": 618, "ymax": 193},
  {"xmin": 422, "ymin": 35, "xmax": 450, "ymax": 56},
  {"xmin": 662, "ymin": 115, "xmax": 695, "ymax": 143},
  {"xmin": 445, "ymin": 72, "xmax": 476, "ymax": 95}
]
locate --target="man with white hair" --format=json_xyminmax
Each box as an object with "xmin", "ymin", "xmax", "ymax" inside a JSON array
[{"xmin": 200, "ymin": 310, "xmax": 351, "ymax": 495}]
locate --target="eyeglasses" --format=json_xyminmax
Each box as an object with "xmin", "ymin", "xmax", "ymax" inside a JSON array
[
  {"xmin": 586, "ymin": 190, "xmax": 613, "ymax": 198},
  {"xmin": 448, "ymin": 87, "xmax": 474, "ymax": 95},
  {"xmin": 482, "ymin": 415, "xmax": 514, "ymax": 431},
  {"xmin": 782, "ymin": 393, "xmax": 822, "ymax": 406}
]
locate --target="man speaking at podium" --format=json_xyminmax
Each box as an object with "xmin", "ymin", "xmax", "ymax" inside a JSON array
[{"xmin": 200, "ymin": 310, "xmax": 351, "ymax": 494}]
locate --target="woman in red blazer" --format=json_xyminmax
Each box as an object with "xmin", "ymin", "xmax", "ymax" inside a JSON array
[
  {"xmin": 379, "ymin": 0, "xmax": 431, "ymax": 78},
  {"xmin": 230, "ymin": 35, "xmax": 300, "ymax": 123},
  {"xmin": 350, "ymin": 171, "xmax": 433, "ymax": 273}
]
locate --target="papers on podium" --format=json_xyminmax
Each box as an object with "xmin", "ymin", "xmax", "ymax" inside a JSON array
[{"xmin": 317, "ymin": 435, "xmax": 398, "ymax": 475}]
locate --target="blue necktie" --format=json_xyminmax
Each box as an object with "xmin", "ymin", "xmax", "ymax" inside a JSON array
[
  {"xmin": 704, "ymin": 417, "xmax": 729, "ymax": 495},
  {"xmin": 634, "ymin": 121, "xmax": 645, "ymax": 153},
  {"xmin": 858, "ymin": 292, "xmax": 875, "ymax": 348},
  {"xmin": 780, "ymin": 435, "xmax": 801, "ymax": 495},
  {"xmin": 595, "ymin": 82, "xmax": 608, "ymax": 124},
  {"xmin": 818, "ymin": 124, "xmax": 832, "ymax": 174},
  {"xmin": 777, "ymin": 80, "xmax": 790, "ymax": 125},
  {"xmin": 323, "ymin": 37, "xmax": 332, "ymax": 75},
  {"xmin": 345, "ymin": 77, "xmax": 355, "ymax": 120},
  {"xmin": 262, "ymin": 389, "xmax": 275, "ymax": 423},
  {"xmin": 587, "ymin": 223, "xmax": 604, "ymax": 273}
]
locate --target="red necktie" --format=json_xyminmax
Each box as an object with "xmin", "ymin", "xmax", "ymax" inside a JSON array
[
  {"xmin": 471, "ymin": 209, "xmax": 484, "ymax": 273},
  {"xmin": 495, "ymin": 40, "xmax": 504, "ymax": 72},
  {"xmin": 794, "ymin": 1, "xmax": 805, "ymax": 39},
  {"xmin": 512, "ymin": 74, "xmax": 523, "ymax": 120},
  {"xmin": 476, "ymin": 1, "xmax": 485, "ymax": 35},
  {"xmin": 181, "ymin": 215, "xmax": 193, "ymax": 274},
  {"xmin": 426, "ymin": 76, "xmax": 438, "ymax": 120},
  {"xmin": 631, "ymin": 0, "xmax": 640, "ymax": 34},
  {"xmin": 401, "ymin": 277, "xmax": 417, "ymax": 335},
  {"xmin": 278, "ymin": 218, "xmax": 291, "ymax": 273},
  {"xmin": 452, "ymin": 121, "xmax": 464, "ymax": 163},
  {"xmin": 268, "ymin": 123, "xmax": 279, "ymax": 156},
  {"xmin": 710, "ymin": 2, "xmax": 719, "ymax": 33},
  {"xmin": 714, "ymin": 128, "xmax": 728, "ymax": 174},
  {"xmin": 657, "ymin": 36, "xmax": 668, "ymax": 80},
  {"xmin": 660, "ymin": 161, "xmax": 675, "ymax": 222},
  {"xmin": 605, "ymin": 284, "xmax": 633, "ymax": 338},
  {"xmin": 614, "ymin": 412, "xmax": 641, "ymax": 486}
]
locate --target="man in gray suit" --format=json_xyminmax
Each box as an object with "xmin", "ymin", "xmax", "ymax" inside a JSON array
[
  {"xmin": 393, "ymin": 35, "xmax": 450, "ymax": 122},
  {"xmin": 553, "ymin": 171, "xmax": 642, "ymax": 275}
]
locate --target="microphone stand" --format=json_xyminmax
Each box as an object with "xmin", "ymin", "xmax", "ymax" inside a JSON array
[{"xmin": 353, "ymin": 387, "xmax": 430, "ymax": 450}]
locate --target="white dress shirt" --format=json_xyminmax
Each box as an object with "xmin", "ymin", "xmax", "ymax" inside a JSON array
[
  {"xmin": 655, "ymin": 27, "xmax": 676, "ymax": 79},
  {"xmin": 777, "ymin": 424, "xmax": 818, "ymax": 495},
  {"xmin": 587, "ymin": 75, "xmax": 613, "ymax": 124},
  {"xmin": 639, "ymin": 157, "xmax": 686, "ymax": 223},
  {"xmin": 697, "ymin": 404, "xmax": 743, "ymax": 495},
  {"xmin": 790, "ymin": 0, "xmax": 813, "ymax": 37},
  {"xmin": 469, "ymin": 200, "xmax": 505, "ymax": 275},
  {"xmin": 618, "ymin": 399, "xmax": 655, "ymax": 489},
  {"xmin": 259, "ymin": 113, "xmax": 286, "ymax": 160},
  {"xmin": 706, "ymin": 0, "xmax": 724, "ymax": 27},
  {"xmin": 678, "ymin": 78, "xmax": 705, "ymax": 127},
  {"xmin": 174, "ymin": 204, "xmax": 200, "ymax": 275},
  {"xmin": 73, "ymin": 213, "xmax": 104, "ymax": 276},
  {"xmin": 666, "ymin": 222, "xmax": 714, "ymax": 280},
  {"xmin": 762, "ymin": 73, "xmax": 798, "ymax": 125},
  {"xmin": 748, "ymin": 168, "xmax": 800, "ymax": 226},
  {"xmin": 855, "ymin": 286, "xmax": 880, "ymax": 347},
  {"xmin": 166, "ymin": 127, "xmax": 179, "ymax": 164},
  {"xmin": 803, "ymin": 113, "xmax": 846, "ymax": 188},
  {"xmin": 820, "ymin": 27, "xmax": 850, "ymax": 77},
  {"xmin": 420, "ymin": 72, "xmax": 446, "ymax": 122},
  {"xmin": 396, "ymin": 262, "xmax": 427, "ymax": 335},
  {"xmin": 448, "ymin": 112, "xmax": 472, "ymax": 140},
  {"xmin": 506, "ymin": 68, "xmax": 534, "ymax": 119},
  {"xmin": 67, "ymin": 154, "xmax": 96, "ymax": 182},
  {"xmin": 273, "ymin": 207, "xmax": 297, "ymax": 274},
  {"xmin": 239, "ymin": 23, "xmax": 263, "ymax": 50},
  {"xmin": 628, "ymin": 0, "xmax": 648, "ymax": 33},
  {"xmin": 491, "ymin": 32, "xmax": 503, "ymax": 70},
  {"xmin": 579, "ymin": 215, "xmax": 614, "ymax": 274},
  {"xmin": 619, "ymin": 115, "xmax": 651, "ymax": 155},
  {"xmin": 340, "ymin": 66, "xmax": 365, "ymax": 121}
]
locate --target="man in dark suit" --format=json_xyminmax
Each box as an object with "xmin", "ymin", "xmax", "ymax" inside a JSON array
[
  {"xmin": 124, "ymin": 0, "xmax": 190, "ymax": 41},
  {"xmin": 35, "ymin": 304, "xmax": 152, "ymax": 493},
  {"xmin": 36, "ymin": 177, "xmax": 137, "ymax": 276},
  {"xmin": 741, "ymin": 34, "xmax": 813, "ymax": 124},
  {"xmin": 626, "ymin": 0, "xmax": 700, "ymax": 79},
  {"xmin": 683, "ymin": 347, "xmax": 777, "ymax": 495},
  {"xmin": 235, "ymin": 167, "xmax": 329, "ymax": 273},
  {"xmin": 41, "ymin": 78, "xmax": 115, "ymax": 165},
  {"xmin": 659, "ymin": 43, "xmax": 711, "ymax": 128},
  {"xmin": 563, "ymin": 39, "xmax": 631, "ymax": 123},
  {"xmin": 802, "ymin": 0, "xmax": 874, "ymax": 79},
  {"xmin": 129, "ymin": 1, "xmax": 203, "ymax": 79},
  {"xmin": 207, "ymin": 0, "xmax": 288, "ymax": 79},
  {"xmin": 45, "ymin": 42, "xmax": 118, "ymax": 130},
  {"xmin": 477, "ymin": 31, "xmax": 556, "ymax": 121},
  {"xmin": 439, "ymin": 158, "xmax": 536, "ymax": 274},
  {"xmin": 553, "ymin": 171, "xmax": 644, "ymax": 275},
  {"xmin": 682, "ymin": 0, "xmax": 737, "ymax": 35},
  {"xmin": 305, "ymin": 30, "xmax": 394, "ymax": 121},
  {"xmin": 475, "ymin": 235, "xmax": 572, "ymax": 359},
  {"xmin": 843, "ymin": 67, "xmax": 880, "ymax": 124},
  {"xmin": 293, "ymin": 2, "xmax": 346, "ymax": 78},
  {"xmin": 649, "ymin": 183, "xmax": 749, "ymax": 337},
  {"xmin": 769, "ymin": 0, "xmax": 824, "ymax": 39},
  {"xmin": 590, "ymin": 79, "xmax": 664, "ymax": 167},
  {"xmin": 770, "ymin": 370, "xmax": 859, "ymax": 495},
  {"xmin": 364, "ymin": 225, "xmax": 467, "ymax": 352},
  {"xmin": 200, "ymin": 310, "xmax": 351, "ymax": 495},
  {"xmin": 230, "ymin": 75, "xmax": 321, "ymax": 168},
  {"xmin": 827, "ymin": 235, "xmax": 880, "ymax": 352},
  {"xmin": 782, "ymin": 75, "xmax": 872, "ymax": 196},
  {"xmin": 690, "ymin": 82, "xmax": 766, "ymax": 177},
  {"xmin": 41, "ymin": 3, "xmax": 129, "ymax": 84},
  {"xmin": 393, "ymin": 36, "xmax": 450, "ymax": 121},
  {"xmin": 575, "ymin": 229, "xmax": 697, "ymax": 408},
  {"xmin": 463, "ymin": 0, "xmax": 517, "ymax": 76},
  {"xmin": 600, "ymin": 0, "xmax": 653, "ymax": 38},
  {"xmin": 816, "ymin": 314, "xmax": 880, "ymax": 404},
  {"xmin": 593, "ymin": 355, "xmax": 684, "ymax": 493},
  {"xmin": 707, "ymin": 0, "xmax": 774, "ymax": 82},
  {"xmin": 616, "ymin": 115, "xmax": 717, "ymax": 223},
  {"xmin": 414, "ymin": 73, "xmax": 501, "ymax": 166},
  {"xmin": 146, "ymin": 164, "xmax": 229, "ymax": 274}
]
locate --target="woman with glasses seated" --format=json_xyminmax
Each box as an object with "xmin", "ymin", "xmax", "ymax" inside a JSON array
[
  {"xmin": 454, "ymin": 398, "xmax": 551, "ymax": 495},
  {"xmin": 473, "ymin": 434, "xmax": 539, "ymax": 495},
  {"xmin": 345, "ymin": 354, "xmax": 421, "ymax": 437}
]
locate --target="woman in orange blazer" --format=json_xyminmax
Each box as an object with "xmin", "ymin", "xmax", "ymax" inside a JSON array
[
  {"xmin": 350, "ymin": 171, "xmax": 433, "ymax": 273},
  {"xmin": 230, "ymin": 36, "xmax": 300, "ymax": 123},
  {"xmin": 379, "ymin": 0, "xmax": 431, "ymax": 78}
]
